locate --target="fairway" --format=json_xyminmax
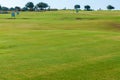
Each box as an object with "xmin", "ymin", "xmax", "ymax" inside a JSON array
[{"xmin": 0, "ymin": 11, "xmax": 120, "ymax": 80}]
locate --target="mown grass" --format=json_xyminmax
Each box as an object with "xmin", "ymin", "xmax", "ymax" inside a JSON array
[{"xmin": 0, "ymin": 10, "xmax": 120, "ymax": 80}]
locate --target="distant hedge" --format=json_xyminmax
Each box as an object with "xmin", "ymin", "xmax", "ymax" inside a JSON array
[{"xmin": 0, "ymin": 11, "xmax": 10, "ymax": 14}]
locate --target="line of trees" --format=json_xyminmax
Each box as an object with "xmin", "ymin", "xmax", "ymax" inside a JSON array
[
  {"xmin": 25, "ymin": 2, "xmax": 49, "ymax": 11},
  {"xmin": 0, "ymin": 1, "xmax": 116, "ymax": 12},
  {"xmin": 0, "ymin": 2, "xmax": 52, "ymax": 12},
  {"xmin": 74, "ymin": 4, "xmax": 115, "ymax": 11}
]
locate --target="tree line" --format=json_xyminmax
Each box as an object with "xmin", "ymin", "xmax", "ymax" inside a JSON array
[
  {"xmin": 0, "ymin": 1, "xmax": 116, "ymax": 12},
  {"xmin": 0, "ymin": 2, "xmax": 51, "ymax": 12},
  {"xmin": 74, "ymin": 4, "xmax": 115, "ymax": 11}
]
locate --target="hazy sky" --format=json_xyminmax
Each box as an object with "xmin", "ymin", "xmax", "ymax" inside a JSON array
[{"xmin": 0, "ymin": 0, "xmax": 119, "ymax": 10}]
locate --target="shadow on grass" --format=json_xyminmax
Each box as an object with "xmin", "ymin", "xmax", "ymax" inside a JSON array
[
  {"xmin": 0, "ymin": 45, "xmax": 18, "ymax": 49},
  {"xmin": 75, "ymin": 17, "xmax": 97, "ymax": 20},
  {"xmin": 60, "ymin": 17, "xmax": 98, "ymax": 21},
  {"xmin": 1, "ymin": 18, "xmax": 31, "ymax": 20}
]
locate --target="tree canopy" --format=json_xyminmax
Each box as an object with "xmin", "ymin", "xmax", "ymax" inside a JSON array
[
  {"xmin": 107, "ymin": 5, "xmax": 115, "ymax": 10},
  {"xmin": 36, "ymin": 2, "xmax": 48, "ymax": 10},
  {"xmin": 25, "ymin": 2, "xmax": 34, "ymax": 11},
  {"xmin": 74, "ymin": 5, "xmax": 80, "ymax": 9},
  {"xmin": 84, "ymin": 5, "xmax": 91, "ymax": 11},
  {"xmin": 0, "ymin": 1, "xmax": 117, "ymax": 12},
  {"xmin": 15, "ymin": 6, "xmax": 21, "ymax": 11}
]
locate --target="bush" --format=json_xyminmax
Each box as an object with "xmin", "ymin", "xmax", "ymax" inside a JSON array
[{"xmin": 0, "ymin": 11, "xmax": 9, "ymax": 14}]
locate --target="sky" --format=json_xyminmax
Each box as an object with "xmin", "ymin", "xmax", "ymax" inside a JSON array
[{"xmin": 0, "ymin": 0, "xmax": 119, "ymax": 10}]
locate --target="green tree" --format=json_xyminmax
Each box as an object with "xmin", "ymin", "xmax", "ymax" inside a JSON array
[
  {"xmin": 74, "ymin": 5, "xmax": 80, "ymax": 9},
  {"xmin": 36, "ymin": 2, "xmax": 48, "ymax": 10},
  {"xmin": 15, "ymin": 6, "xmax": 21, "ymax": 11},
  {"xmin": 107, "ymin": 5, "xmax": 115, "ymax": 10},
  {"xmin": 10, "ymin": 7, "xmax": 15, "ymax": 11},
  {"xmin": 84, "ymin": 5, "xmax": 91, "ymax": 11},
  {"xmin": 22, "ymin": 7, "xmax": 28, "ymax": 11},
  {"xmin": 1, "ymin": 7, "xmax": 9, "ymax": 11},
  {"xmin": 74, "ymin": 5, "xmax": 80, "ymax": 13},
  {"xmin": 0, "ymin": 5, "xmax": 2, "ymax": 10},
  {"xmin": 25, "ymin": 2, "xmax": 34, "ymax": 11}
]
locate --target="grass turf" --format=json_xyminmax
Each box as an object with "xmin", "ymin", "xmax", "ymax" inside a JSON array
[{"xmin": 0, "ymin": 10, "xmax": 120, "ymax": 80}]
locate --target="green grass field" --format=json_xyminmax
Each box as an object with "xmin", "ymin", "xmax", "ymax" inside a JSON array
[{"xmin": 0, "ymin": 10, "xmax": 120, "ymax": 80}]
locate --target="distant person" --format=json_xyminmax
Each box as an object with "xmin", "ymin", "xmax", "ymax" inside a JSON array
[{"xmin": 11, "ymin": 11, "xmax": 15, "ymax": 18}]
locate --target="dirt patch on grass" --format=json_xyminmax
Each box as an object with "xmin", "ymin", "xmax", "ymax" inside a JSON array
[
  {"xmin": 112, "ymin": 23, "xmax": 120, "ymax": 28},
  {"xmin": 109, "ymin": 22, "xmax": 120, "ymax": 29},
  {"xmin": 103, "ymin": 22, "xmax": 120, "ymax": 31}
]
